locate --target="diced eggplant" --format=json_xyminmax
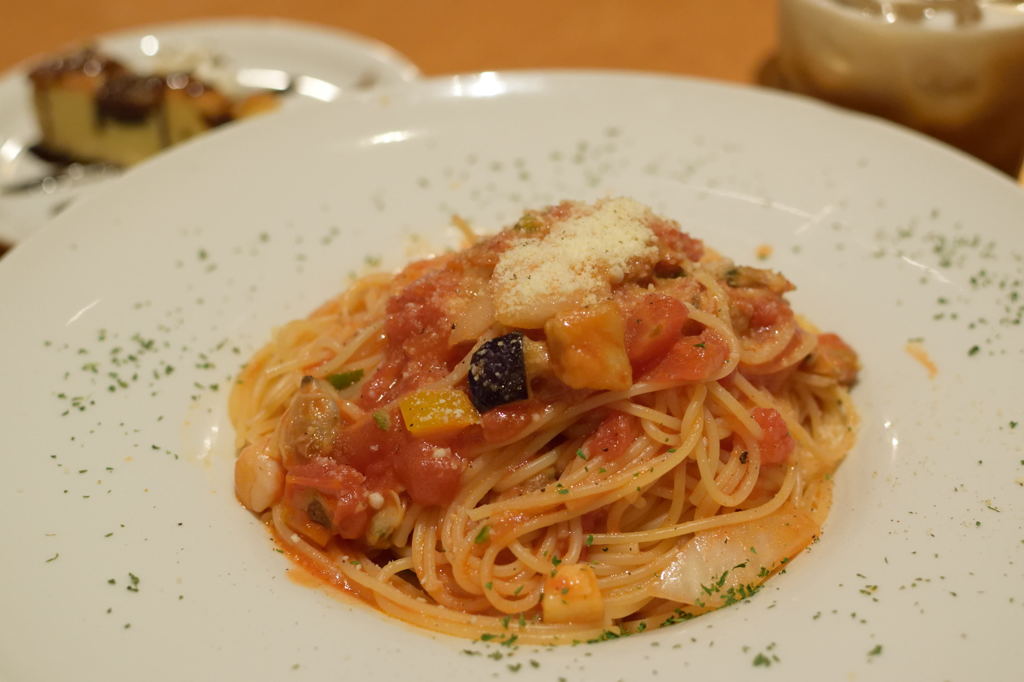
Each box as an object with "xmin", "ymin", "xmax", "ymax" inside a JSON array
[{"xmin": 468, "ymin": 332, "xmax": 529, "ymax": 413}]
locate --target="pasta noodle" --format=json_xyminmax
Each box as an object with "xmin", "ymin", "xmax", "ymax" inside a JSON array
[{"xmin": 229, "ymin": 197, "xmax": 859, "ymax": 644}]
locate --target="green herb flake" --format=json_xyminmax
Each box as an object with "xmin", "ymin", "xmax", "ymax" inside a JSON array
[
  {"xmin": 372, "ymin": 411, "xmax": 390, "ymax": 431},
  {"xmin": 752, "ymin": 653, "xmax": 772, "ymax": 667},
  {"xmin": 326, "ymin": 369, "xmax": 364, "ymax": 390},
  {"xmin": 585, "ymin": 534, "xmax": 594, "ymax": 547},
  {"xmin": 45, "ymin": 552, "xmax": 59, "ymax": 563},
  {"xmin": 474, "ymin": 525, "xmax": 491, "ymax": 544},
  {"xmin": 968, "ymin": 345, "xmax": 980, "ymax": 356},
  {"xmin": 868, "ymin": 644, "xmax": 883, "ymax": 657}
]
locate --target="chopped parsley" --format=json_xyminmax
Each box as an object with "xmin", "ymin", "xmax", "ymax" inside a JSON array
[
  {"xmin": 474, "ymin": 525, "xmax": 491, "ymax": 544},
  {"xmin": 660, "ymin": 608, "xmax": 694, "ymax": 627},
  {"xmin": 372, "ymin": 411, "xmax": 390, "ymax": 431}
]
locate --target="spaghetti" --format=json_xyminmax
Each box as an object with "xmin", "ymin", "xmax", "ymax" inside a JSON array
[{"xmin": 229, "ymin": 197, "xmax": 859, "ymax": 644}]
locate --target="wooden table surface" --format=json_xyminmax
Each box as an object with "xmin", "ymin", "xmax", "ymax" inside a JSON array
[{"xmin": 2, "ymin": 0, "xmax": 777, "ymax": 82}]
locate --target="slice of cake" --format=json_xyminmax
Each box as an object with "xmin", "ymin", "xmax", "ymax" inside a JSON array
[{"xmin": 29, "ymin": 47, "xmax": 278, "ymax": 167}]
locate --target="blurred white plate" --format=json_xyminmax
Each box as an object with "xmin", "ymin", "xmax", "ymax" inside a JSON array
[
  {"xmin": 0, "ymin": 17, "xmax": 419, "ymax": 245},
  {"xmin": 0, "ymin": 71, "xmax": 1022, "ymax": 682}
]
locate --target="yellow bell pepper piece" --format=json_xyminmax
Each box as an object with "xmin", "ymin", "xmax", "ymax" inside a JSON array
[{"xmin": 398, "ymin": 388, "xmax": 480, "ymax": 437}]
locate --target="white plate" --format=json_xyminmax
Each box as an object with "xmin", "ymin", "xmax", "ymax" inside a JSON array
[
  {"xmin": 0, "ymin": 17, "xmax": 419, "ymax": 245},
  {"xmin": 1, "ymin": 71, "xmax": 1022, "ymax": 682}
]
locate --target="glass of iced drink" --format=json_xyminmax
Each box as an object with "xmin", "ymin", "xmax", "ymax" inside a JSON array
[{"xmin": 777, "ymin": 0, "xmax": 1024, "ymax": 176}]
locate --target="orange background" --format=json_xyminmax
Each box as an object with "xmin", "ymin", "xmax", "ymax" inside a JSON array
[{"xmin": 1, "ymin": 1, "xmax": 777, "ymax": 82}]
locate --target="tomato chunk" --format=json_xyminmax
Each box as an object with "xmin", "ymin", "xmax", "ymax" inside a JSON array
[
  {"xmin": 582, "ymin": 412, "xmax": 641, "ymax": 461},
  {"xmin": 751, "ymin": 407, "xmax": 795, "ymax": 466},
  {"xmin": 641, "ymin": 329, "xmax": 729, "ymax": 384},
  {"xmin": 394, "ymin": 441, "xmax": 464, "ymax": 507},
  {"xmin": 622, "ymin": 293, "xmax": 689, "ymax": 371}
]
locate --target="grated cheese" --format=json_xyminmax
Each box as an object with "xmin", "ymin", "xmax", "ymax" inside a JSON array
[{"xmin": 491, "ymin": 197, "xmax": 659, "ymax": 328}]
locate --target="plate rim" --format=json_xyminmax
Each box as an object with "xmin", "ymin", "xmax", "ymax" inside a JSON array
[{"xmin": 0, "ymin": 16, "xmax": 422, "ymax": 246}]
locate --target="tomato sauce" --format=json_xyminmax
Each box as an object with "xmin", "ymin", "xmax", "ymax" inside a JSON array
[{"xmin": 360, "ymin": 268, "xmax": 462, "ymax": 408}]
